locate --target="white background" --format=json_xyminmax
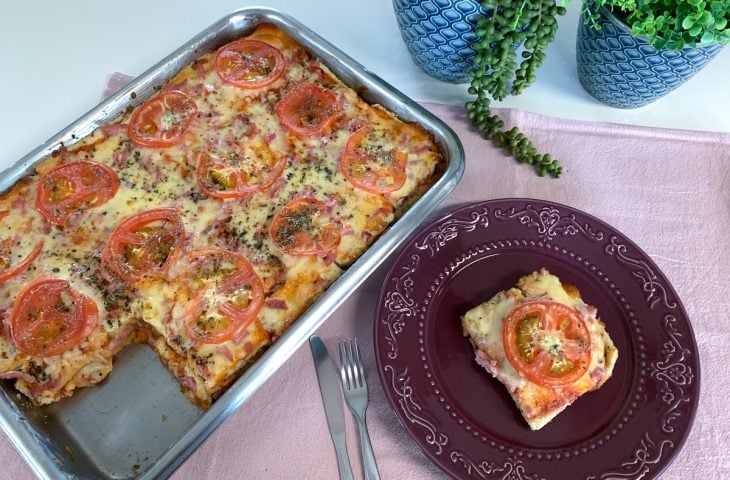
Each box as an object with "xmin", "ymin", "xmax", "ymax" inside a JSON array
[{"xmin": 0, "ymin": 0, "xmax": 728, "ymax": 168}]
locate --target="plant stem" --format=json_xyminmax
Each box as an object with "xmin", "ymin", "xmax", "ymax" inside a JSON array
[{"xmin": 467, "ymin": 0, "xmax": 567, "ymax": 178}]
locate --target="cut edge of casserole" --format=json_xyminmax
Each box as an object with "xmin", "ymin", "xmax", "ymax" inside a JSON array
[{"xmin": 0, "ymin": 23, "xmax": 445, "ymax": 408}]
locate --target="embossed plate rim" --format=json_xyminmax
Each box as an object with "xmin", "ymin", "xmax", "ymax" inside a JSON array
[{"xmin": 373, "ymin": 198, "xmax": 699, "ymax": 480}]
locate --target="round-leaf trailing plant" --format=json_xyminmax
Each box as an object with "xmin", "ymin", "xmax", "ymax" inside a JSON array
[
  {"xmin": 466, "ymin": 0, "xmax": 568, "ymax": 178},
  {"xmin": 583, "ymin": 0, "xmax": 730, "ymax": 49}
]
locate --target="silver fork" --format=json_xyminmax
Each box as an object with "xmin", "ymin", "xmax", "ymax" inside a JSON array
[{"xmin": 338, "ymin": 338, "xmax": 381, "ymax": 480}]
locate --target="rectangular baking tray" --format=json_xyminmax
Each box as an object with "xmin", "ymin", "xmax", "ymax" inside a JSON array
[{"xmin": 0, "ymin": 7, "xmax": 464, "ymax": 480}]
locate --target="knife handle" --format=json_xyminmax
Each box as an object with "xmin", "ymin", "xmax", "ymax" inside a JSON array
[{"xmin": 334, "ymin": 436, "xmax": 354, "ymax": 480}]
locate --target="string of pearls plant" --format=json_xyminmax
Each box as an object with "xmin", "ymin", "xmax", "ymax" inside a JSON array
[{"xmin": 465, "ymin": 0, "xmax": 568, "ymax": 177}]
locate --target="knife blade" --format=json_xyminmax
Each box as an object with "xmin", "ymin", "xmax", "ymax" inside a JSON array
[{"xmin": 310, "ymin": 335, "xmax": 354, "ymax": 480}]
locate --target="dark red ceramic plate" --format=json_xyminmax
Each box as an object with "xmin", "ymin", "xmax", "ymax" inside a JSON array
[{"xmin": 374, "ymin": 199, "xmax": 699, "ymax": 480}]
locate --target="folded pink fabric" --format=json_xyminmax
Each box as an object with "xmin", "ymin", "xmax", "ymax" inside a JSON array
[{"xmin": 0, "ymin": 76, "xmax": 727, "ymax": 479}]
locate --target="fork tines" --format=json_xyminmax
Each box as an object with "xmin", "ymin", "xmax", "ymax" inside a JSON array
[{"xmin": 338, "ymin": 338, "xmax": 364, "ymax": 390}]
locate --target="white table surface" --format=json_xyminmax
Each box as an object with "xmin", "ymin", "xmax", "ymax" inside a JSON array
[
  {"xmin": 0, "ymin": 2, "xmax": 728, "ymax": 479},
  {"xmin": 1, "ymin": 0, "xmax": 728, "ymax": 171}
]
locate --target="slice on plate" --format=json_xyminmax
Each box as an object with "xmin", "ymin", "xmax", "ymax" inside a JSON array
[{"xmin": 461, "ymin": 268, "xmax": 618, "ymax": 430}]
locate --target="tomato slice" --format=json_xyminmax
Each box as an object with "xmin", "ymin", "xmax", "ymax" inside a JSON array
[
  {"xmin": 35, "ymin": 160, "xmax": 119, "ymax": 227},
  {"xmin": 128, "ymin": 90, "xmax": 197, "ymax": 148},
  {"xmin": 340, "ymin": 126, "xmax": 408, "ymax": 194},
  {"xmin": 269, "ymin": 196, "xmax": 340, "ymax": 255},
  {"xmin": 0, "ymin": 240, "xmax": 42, "ymax": 284},
  {"xmin": 215, "ymin": 39, "xmax": 285, "ymax": 89},
  {"xmin": 196, "ymin": 142, "xmax": 286, "ymax": 199},
  {"xmin": 275, "ymin": 83, "xmax": 338, "ymax": 136},
  {"xmin": 0, "ymin": 211, "xmax": 43, "ymax": 283},
  {"xmin": 502, "ymin": 300, "xmax": 592, "ymax": 387},
  {"xmin": 175, "ymin": 248, "xmax": 265, "ymax": 344},
  {"xmin": 102, "ymin": 208, "xmax": 185, "ymax": 281},
  {"xmin": 10, "ymin": 278, "xmax": 98, "ymax": 357}
]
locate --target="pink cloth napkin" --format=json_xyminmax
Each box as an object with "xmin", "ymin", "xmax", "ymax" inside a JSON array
[{"xmin": 0, "ymin": 74, "xmax": 728, "ymax": 480}]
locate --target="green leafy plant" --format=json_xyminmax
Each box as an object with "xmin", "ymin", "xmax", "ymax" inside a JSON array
[
  {"xmin": 466, "ymin": 0, "xmax": 568, "ymax": 178},
  {"xmin": 584, "ymin": 0, "xmax": 730, "ymax": 50}
]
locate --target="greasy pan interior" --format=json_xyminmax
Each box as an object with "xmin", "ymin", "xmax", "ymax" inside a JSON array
[{"xmin": 0, "ymin": 8, "xmax": 464, "ymax": 480}]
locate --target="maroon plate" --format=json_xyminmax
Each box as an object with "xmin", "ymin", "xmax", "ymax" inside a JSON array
[{"xmin": 374, "ymin": 199, "xmax": 699, "ymax": 480}]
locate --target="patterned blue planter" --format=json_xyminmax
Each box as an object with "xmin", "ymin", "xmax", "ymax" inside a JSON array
[
  {"xmin": 392, "ymin": 0, "xmax": 488, "ymax": 84},
  {"xmin": 576, "ymin": 6, "xmax": 725, "ymax": 108}
]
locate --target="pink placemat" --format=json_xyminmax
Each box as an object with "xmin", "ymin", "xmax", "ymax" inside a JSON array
[{"xmin": 0, "ymin": 74, "xmax": 727, "ymax": 479}]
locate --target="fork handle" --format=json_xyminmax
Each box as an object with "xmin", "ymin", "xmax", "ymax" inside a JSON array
[{"xmin": 354, "ymin": 411, "xmax": 380, "ymax": 480}]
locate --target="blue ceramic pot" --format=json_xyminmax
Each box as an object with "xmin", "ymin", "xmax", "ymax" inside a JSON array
[
  {"xmin": 392, "ymin": 0, "xmax": 488, "ymax": 84},
  {"xmin": 576, "ymin": 5, "xmax": 725, "ymax": 108}
]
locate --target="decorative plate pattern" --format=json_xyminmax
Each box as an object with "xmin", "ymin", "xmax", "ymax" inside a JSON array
[
  {"xmin": 374, "ymin": 199, "xmax": 699, "ymax": 479},
  {"xmin": 576, "ymin": 5, "xmax": 724, "ymax": 109}
]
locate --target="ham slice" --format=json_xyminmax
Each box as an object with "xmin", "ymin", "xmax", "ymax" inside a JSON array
[
  {"xmin": 0, "ymin": 371, "xmax": 36, "ymax": 383},
  {"xmin": 101, "ymin": 123, "xmax": 126, "ymax": 136},
  {"xmin": 216, "ymin": 346, "xmax": 234, "ymax": 362},
  {"xmin": 178, "ymin": 375, "xmax": 197, "ymax": 391},
  {"xmin": 108, "ymin": 322, "xmax": 139, "ymax": 353},
  {"xmin": 265, "ymin": 298, "xmax": 288, "ymax": 310}
]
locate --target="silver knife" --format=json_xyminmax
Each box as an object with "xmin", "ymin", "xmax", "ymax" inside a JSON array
[{"xmin": 310, "ymin": 335, "xmax": 354, "ymax": 480}]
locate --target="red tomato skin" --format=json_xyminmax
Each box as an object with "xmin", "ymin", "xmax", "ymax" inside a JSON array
[
  {"xmin": 128, "ymin": 91, "xmax": 197, "ymax": 148},
  {"xmin": 0, "ymin": 240, "xmax": 43, "ymax": 284},
  {"xmin": 101, "ymin": 208, "xmax": 185, "ymax": 282},
  {"xmin": 35, "ymin": 160, "xmax": 119, "ymax": 227},
  {"xmin": 215, "ymin": 39, "xmax": 286, "ymax": 89},
  {"xmin": 275, "ymin": 83, "xmax": 338, "ymax": 136},
  {"xmin": 268, "ymin": 196, "xmax": 340, "ymax": 256},
  {"xmin": 10, "ymin": 278, "xmax": 98, "ymax": 357},
  {"xmin": 340, "ymin": 126, "xmax": 408, "ymax": 194},
  {"xmin": 176, "ymin": 248, "xmax": 265, "ymax": 344},
  {"xmin": 195, "ymin": 146, "xmax": 287, "ymax": 199},
  {"xmin": 502, "ymin": 300, "xmax": 592, "ymax": 388}
]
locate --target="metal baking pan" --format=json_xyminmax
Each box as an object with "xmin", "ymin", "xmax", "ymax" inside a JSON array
[{"xmin": 0, "ymin": 7, "xmax": 464, "ymax": 480}]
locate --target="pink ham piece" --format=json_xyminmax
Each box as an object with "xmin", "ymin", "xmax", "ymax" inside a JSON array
[
  {"xmin": 589, "ymin": 367, "xmax": 606, "ymax": 384},
  {"xmin": 162, "ymin": 80, "xmax": 189, "ymax": 94},
  {"xmin": 267, "ymin": 177, "xmax": 287, "ymax": 198},
  {"xmin": 265, "ymin": 298, "xmax": 288, "ymax": 310},
  {"xmin": 112, "ymin": 146, "xmax": 130, "ymax": 168},
  {"xmin": 321, "ymin": 195, "xmax": 338, "ymax": 216},
  {"xmin": 344, "ymin": 117, "xmax": 367, "ymax": 133},
  {"xmin": 10, "ymin": 196, "xmax": 27, "ymax": 214},
  {"xmin": 317, "ymin": 250, "xmax": 336, "ymax": 266},
  {"xmin": 178, "ymin": 375, "xmax": 197, "ymax": 391},
  {"xmin": 31, "ymin": 374, "xmax": 64, "ymax": 397},
  {"xmin": 1, "ymin": 315, "xmax": 12, "ymax": 341},
  {"xmin": 101, "ymin": 123, "xmax": 126, "ymax": 136},
  {"xmin": 474, "ymin": 349, "xmax": 499, "ymax": 378},
  {"xmin": 413, "ymin": 144, "xmax": 431, "ymax": 154},
  {"xmin": 340, "ymin": 224, "xmax": 354, "ymax": 236},
  {"xmin": 216, "ymin": 346, "xmax": 234, "ymax": 363},
  {"xmin": 0, "ymin": 371, "xmax": 36, "ymax": 383},
  {"xmin": 108, "ymin": 322, "xmax": 139, "ymax": 354}
]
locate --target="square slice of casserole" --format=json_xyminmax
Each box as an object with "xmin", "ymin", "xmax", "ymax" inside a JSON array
[{"xmin": 461, "ymin": 268, "xmax": 618, "ymax": 430}]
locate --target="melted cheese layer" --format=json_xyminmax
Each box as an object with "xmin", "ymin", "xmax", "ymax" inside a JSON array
[
  {"xmin": 461, "ymin": 269, "xmax": 618, "ymax": 430},
  {"xmin": 0, "ymin": 24, "xmax": 443, "ymax": 406}
]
